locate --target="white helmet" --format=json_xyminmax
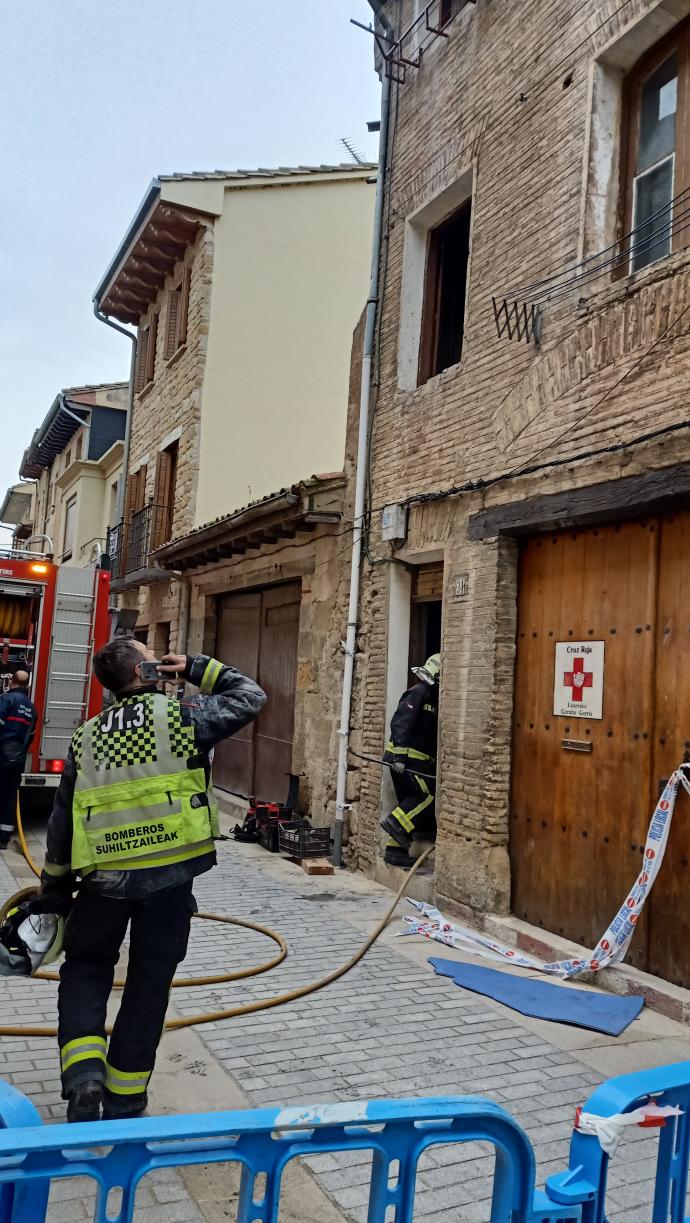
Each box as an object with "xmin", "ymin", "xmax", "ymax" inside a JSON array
[{"xmin": 0, "ymin": 887, "xmax": 65, "ymax": 977}]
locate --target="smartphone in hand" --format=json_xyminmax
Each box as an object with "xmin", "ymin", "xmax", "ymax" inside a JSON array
[{"xmin": 140, "ymin": 661, "xmax": 162, "ymax": 681}]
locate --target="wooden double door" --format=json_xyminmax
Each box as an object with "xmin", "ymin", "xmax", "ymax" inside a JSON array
[
  {"xmin": 213, "ymin": 582, "xmax": 301, "ymax": 804},
  {"xmin": 511, "ymin": 512, "xmax": 690, "ymax": 985}
]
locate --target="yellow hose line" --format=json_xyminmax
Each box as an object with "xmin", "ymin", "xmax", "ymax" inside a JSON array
[
  {"xmin": 1, "ymin": 797, "xmax": 434, "ymax": 1038},
  {"xmin": 17, "ymin": 801, "xmax": 288, "ymax": 988}
]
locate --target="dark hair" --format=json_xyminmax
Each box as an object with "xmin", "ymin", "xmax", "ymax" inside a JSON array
[{"xmin": 93, "ymin": 637, "xmax": 142, "ymax": 695}]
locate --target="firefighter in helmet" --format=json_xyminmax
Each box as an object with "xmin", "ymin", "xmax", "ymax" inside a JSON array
[
  {"xmin": 34, "ymin": 637, "xmax": 265, "ymax": 1122},
  {"xmin": 380, "ymin": 654, "xmax": 440, "ymax": 869}
]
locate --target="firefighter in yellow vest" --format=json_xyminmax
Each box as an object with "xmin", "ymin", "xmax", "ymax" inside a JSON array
[{"xmin": 36, "ymin": 637, "xmax": 265, "ymax": 1123}]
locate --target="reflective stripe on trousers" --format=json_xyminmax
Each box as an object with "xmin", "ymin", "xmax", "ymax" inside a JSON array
[
  {"xmin": 105, "ymin": 1061, "xmax": 152, "ymax": 1096},
  {"xmin": 391, "ymin": 775, "xmax": 434, "ymax": 833},
  {"xmin": 60, "ymin": 1035, "xmax": 107, "ymax": 1074}
]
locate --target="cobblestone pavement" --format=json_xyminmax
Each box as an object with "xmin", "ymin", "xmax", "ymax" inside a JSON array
[{"xmin": 2, "ymin": 819, "xmax": 690, "ymax": 1220}]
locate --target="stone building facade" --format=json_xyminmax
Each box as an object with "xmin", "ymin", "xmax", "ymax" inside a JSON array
[
  {"xmin": 348, "ymin": 0, "xmax": 690, "ymax": 987},
  {"xmin": 97, "ymin": 168, "xmax": 373, "ymax": 815}
]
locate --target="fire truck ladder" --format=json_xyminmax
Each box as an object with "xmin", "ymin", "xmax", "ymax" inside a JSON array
[{"xmin": 40, "ymin": 567, "xmax": 98, "ymax": 764}]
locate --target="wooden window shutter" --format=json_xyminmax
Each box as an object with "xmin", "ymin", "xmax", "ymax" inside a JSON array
[
  {"xmin": 152, "ymin": 446, "xmax": 177, "ymax": 547},
  {"xmin": 178, "ymin": 267, "xmax": 191, "ymax": 347},
  {"xmin": 165, "ymin": 289, "xmax": 180, "ymax": 360},
  {"xmin": 135, "ymin": 327, "xmax": 149, "ymax": 393},
  {"xmin": 135, "ymin": 463, "xmax": 148, "ymax": 512},
  {"xmin": 145, "ymin": 313, "xmax": 158, "ymax": 384},
  {"xmin": 123, "ymin": 473, "xmax": 136, "ymax": 526}
]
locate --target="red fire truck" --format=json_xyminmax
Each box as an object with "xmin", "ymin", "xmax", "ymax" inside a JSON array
[{"xmin": 0, "ymin": 548, "xmax": 111, "ymax": 791}]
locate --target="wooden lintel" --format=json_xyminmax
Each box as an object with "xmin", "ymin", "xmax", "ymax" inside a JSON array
[{"xmin": 468, "ymin": 462, "xmax": 690, "ymax": 540}]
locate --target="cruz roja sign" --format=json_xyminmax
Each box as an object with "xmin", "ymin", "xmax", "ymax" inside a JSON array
[{"xmin": 553, "ymin": 641, "xmax": 605, "ymax": 720}]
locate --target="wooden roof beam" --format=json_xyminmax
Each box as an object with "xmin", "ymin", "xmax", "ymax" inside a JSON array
[
  {"xmin": 148, "ymin": 225, "xmax": 191, "ymax": 247},
  {"xmin": 130, "ymin": 258, "xmax": 168, "ymax": 278}
]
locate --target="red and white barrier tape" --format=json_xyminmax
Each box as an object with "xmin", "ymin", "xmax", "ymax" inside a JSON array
[{"xmin": 401, "ymin": 764, "xmax": 690, "ymax": 979}]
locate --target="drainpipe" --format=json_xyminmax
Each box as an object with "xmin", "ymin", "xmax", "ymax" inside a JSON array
[
  {"xmin": 92, "ymin": 304, "xmax": 137, "ymax": 524},
  {"xmin": 332, "ymin": 8, "xmax": 393, "ymax": 867},
  {"xmin": 175, "ymin": 574, "xmax": 192, "ymax": 656}
]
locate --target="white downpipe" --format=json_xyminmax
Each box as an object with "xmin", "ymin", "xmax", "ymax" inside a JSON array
[{"xmin": 332, "ymin": 54, "xmax": 392, "ymax": 867}]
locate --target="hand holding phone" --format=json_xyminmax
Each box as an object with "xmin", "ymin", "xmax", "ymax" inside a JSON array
[{"xmin": 157, "ymin": 653, "xmax": 186, "ymax": 677}]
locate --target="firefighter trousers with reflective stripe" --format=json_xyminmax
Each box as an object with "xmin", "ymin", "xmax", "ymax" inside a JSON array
[
  {"xmin": 384, "ymin": 770, "xmax": 437, "ymax": 843},
  {"xmin": 57, "ymin": 880, "xmax": 195, "ymax": 1101},
  {"xmin": 0, "ymin": 762, "xmax": 23, "ymax": 840}
]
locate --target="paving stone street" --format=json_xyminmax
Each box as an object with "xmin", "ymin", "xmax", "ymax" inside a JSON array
[{"xmin": 1, "ymin": 814, "xmax": 689, "ymax": 1221}]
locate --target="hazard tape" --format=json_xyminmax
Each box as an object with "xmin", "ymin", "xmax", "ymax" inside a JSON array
[{"xmin": 401, "ymin": 764, "xmax": 690, "ymax": 979}]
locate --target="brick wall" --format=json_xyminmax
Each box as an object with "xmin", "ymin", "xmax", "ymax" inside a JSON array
[{"xmin": 349, "ymin": 0, "xmax": 690, "ymax": 910}]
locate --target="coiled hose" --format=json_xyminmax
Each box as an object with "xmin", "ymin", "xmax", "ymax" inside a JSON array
[{"xmin": 0, "ymin": 800, "xmax": 434, "ymax": 1037}]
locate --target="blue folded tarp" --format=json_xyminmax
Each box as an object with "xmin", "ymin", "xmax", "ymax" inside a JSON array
[{"xmin": 429, "ymin": 958, "xmax": 644, "ymax": 1036}]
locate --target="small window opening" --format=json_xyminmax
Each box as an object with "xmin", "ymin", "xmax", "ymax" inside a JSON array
[{"xmin": 418, "ymin": 200, "xmax": 471, "ymax": 384}]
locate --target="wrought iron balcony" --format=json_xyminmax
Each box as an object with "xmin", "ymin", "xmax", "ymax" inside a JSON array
[
  {"xmin": 105, "ymin": 520, "xmax": 125, "ymax": 580},
  {"xmin": 106, "ymin": 503, "xmax": 172, "ymax": 584}
]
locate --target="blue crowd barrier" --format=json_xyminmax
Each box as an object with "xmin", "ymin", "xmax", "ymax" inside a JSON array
[
  {"xmin": 0, "ymin": 1084, "xmax": 580, "ymax": 1223},
  {"xmin": 3, "ymin": 1062, "xmax": 690, "ymax": 1222},
  {"xmin": 547, "ymin": 1060, "xmax": 690, "ymax": 1223}
]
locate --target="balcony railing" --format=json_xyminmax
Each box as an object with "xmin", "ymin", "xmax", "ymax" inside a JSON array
[
  {"xmin": 105, "ymin": 520, "xmax": 125, "ymax": 580},
  {"xmin": 106, "ymin": 503, "xmax": 172, "ymax": 582}
]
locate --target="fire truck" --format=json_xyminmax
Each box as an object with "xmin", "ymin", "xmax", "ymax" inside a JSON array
[{"xmin": 0, "ymin": 548, "xmax": 111, "ymax": 790}]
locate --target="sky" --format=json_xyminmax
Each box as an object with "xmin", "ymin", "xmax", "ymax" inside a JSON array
[{"xmin": 0, "ymin": 0, "xmax": 381, "ymax": 540}]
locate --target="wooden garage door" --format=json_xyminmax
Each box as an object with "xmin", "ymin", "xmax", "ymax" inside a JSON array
[
  {"xmin": 213, "ymin": 582, "xmax": 301, "ymax": 804},
  {"xmin": 511, "ymin": 513, "xmax": 690, "ymax": 985}
]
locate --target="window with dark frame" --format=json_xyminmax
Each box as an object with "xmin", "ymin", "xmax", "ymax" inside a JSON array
[
  {"xmin": 622, "ymin": 22, "xmax": 690, "ymax": 274},
  {"xmin": 164, "ymin": 266, "xmax": 191, "ymax": 360},
  {"xmin": 62, "ymin": 495, "xmax": 77, "ymax": 560},
  {"xmin": 418, "ymin": 198, "xmax": 472, "ymax": 385}
]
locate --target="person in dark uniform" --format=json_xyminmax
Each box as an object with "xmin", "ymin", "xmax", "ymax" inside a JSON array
[
  {"xmin": 380, "ymin": 654, "xmax": 440, "ymax": 869},
  {"xmin": 0, "ymin": 671, "xmax": 37, "ymax": 849},
  {"xmin": 36, "ymin": 637, "xmax": 265, "ymax": 1122}
]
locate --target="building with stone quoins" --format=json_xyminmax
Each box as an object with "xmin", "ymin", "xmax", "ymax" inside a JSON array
[
  {"xmin": 96, "ymin": 166, "xmax": 374, "ymax": 819},
  {"xmin": 346, "ymin": 0, "xmax": 690, "ymax": 990}
]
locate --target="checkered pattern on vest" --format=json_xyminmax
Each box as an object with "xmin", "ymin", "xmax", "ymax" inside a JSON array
[{"xmin": 72, "ymin": 695, "xmax": 196, "ymax": 772}]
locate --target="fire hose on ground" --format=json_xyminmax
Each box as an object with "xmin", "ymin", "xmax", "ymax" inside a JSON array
[{"xmin": 0, "ymin": 798, "xmax": 434, "ymax": 1038}]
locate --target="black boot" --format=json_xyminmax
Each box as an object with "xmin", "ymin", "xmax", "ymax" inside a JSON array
[
  {"xmin": 380, "ymin": 814, "xmax": 412, "ymax": 849},
  {"xmin": 66, "ymin": 1079, "xmax": 103, "ymax": 1123},
  {"xmin": 384, "ymin": 844, "xmax": 413, "ymax": 869},
  {"xmin": 102, "ymin": 1090, "xmax": 148, "ymax": 1121}
]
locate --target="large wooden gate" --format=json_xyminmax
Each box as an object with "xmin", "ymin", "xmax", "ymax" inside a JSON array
[
  {"xmin": 213, "ymin": 582, "xmax": 301, "ymax": 804},
  {"xmin": 511, "ymin": 513, "xmax": 690, "ymax": 985}
]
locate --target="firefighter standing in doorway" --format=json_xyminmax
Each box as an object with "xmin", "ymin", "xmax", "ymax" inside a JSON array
[
  {"xmin": 380, "ymin": 654, "xmax": 440, "ymax": 869},
  {"xmin": 35, "ymin": 637, "xmax": 265, "ymax": 1123}
]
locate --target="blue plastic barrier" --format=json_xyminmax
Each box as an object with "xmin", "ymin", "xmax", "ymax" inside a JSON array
[
  {"xmin": 546, "ymin": 1060, "xmax": 690, "ymax": 1223},
  {"xmin": 0, "ymin": 1086, "xmax": 581, "ymax": 1223},
  {"xmin": 0, "ymin": 1082, "xmax": 49, "ymax": 1222}
]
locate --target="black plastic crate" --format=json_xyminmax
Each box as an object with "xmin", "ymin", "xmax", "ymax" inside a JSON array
[{"xmin": 279, "ymin": 822, "xmax": 331, "ymax": 858}]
